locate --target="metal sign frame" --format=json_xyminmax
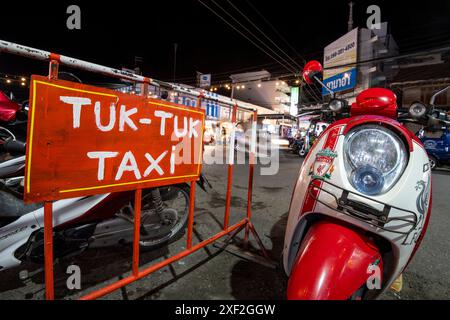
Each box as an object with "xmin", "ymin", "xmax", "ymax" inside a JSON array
[{"xmin": 0, "ymin": 40, "xmax": 268, "ymax": 300}]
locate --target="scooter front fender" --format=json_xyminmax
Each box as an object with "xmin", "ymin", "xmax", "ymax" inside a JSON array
[{"xmin": 287, "ymin": 220, "xmax": 382, "ymax": 300}]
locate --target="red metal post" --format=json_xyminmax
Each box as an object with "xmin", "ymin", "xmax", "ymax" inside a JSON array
[
  {"xmin": 43, "ymin": 201, "xmax": 54, "ymax": 300},
  {"xmin": 48, "ymin": 55, "xmax": 60, "ymax": 80},
  {"xmin": 186, "ymin": 93, "xmax": 203, "ymax": 248},
  {"xmin": 244, "ymin": 110, "xmax": 258, "ymax": 244},
  {"xmin": 187, "ymin": 181, "xmax": 196, "ymax": 249},
  {"xmin": 223, "ymin": 104, "xmax": 238, "ymax": 230},
  {"xmin": 141, "ymin": 78, "xmax": 150, "ymax": 97},
  {"xmin": 42, "ymin": 56, "xmax": 60, "ymax": 300},
  {"xmin": 131, "ymin": 79, "xmax": 151, "ymax": 276},
  {"xmin": 132, "ymin": 188, "xmax": 142, "ymax": 277}
]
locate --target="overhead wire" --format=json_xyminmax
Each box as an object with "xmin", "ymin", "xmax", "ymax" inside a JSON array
[
  {"xmin": 208, "ymin": 0, "xmax": 298, "ymax": 73},
  {"xmin": 237, "ymin": 1, "xmax": 321, "ymax": 101},
  {"xmin": 197, "ymin": 0, "xmax": 297, "ymax": 75},
  {"xmin": 225, "ymin": 0, "xmax": 302, "ymax": 71},
  {"xmin": 197, "ymin": 0, "xmax": 321, "ymax": 103}
]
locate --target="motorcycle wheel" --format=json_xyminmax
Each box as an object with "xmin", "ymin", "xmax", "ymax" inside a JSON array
[
  {"xmin": 121, "ymin": 184, "xmax": 190, "ymax": 251},
  {"xmin": 298, "ymin": 148, "xmax": 306, "ymax": 157}
]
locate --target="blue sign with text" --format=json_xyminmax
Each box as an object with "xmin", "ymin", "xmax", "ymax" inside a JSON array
[
  {"xmin": 206, "ymin": 101, "xmax": 219, "ymax": 118},
  {"xmin": 322, "ymin": 68, "xmax": 357, "ymax": 95}
]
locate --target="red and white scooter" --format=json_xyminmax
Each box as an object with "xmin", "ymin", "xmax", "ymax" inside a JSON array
[{"xmin": 283, "ymin": 61, "xmax": 445, "ymax": 300}]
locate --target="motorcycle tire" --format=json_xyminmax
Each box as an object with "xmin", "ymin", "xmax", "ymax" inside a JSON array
[
  {"xmin": 298, "ymin": 149, "xmax": 307, "ymax": 157},
  {"xmin": 138, "ymin": 184, "xmax": 191, "ymax": 251}
]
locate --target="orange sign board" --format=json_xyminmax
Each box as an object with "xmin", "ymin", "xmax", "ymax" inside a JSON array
[{"xmin": 24, "ymin": 75, "xmax": 205, "ymax": 203}]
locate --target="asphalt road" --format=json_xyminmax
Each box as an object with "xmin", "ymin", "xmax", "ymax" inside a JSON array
[{"xmin": 0, "ymin": 146, "xmax": 449, "ymax": 300}]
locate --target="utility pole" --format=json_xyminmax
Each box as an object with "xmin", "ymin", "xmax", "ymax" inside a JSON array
[
  {"xmin": 134, "ymin": 56, "xmax": 143, "ymax": 75},
  {"xmin": 348, "ymin": 2, "xmax": 354, "ymax": 32},
  {"xmin": 173, "ymin": 43, "xmax": 178, "ymax": 82}
]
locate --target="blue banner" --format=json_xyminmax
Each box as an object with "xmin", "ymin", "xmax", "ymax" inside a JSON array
[
  {"xmin": 322, "ymin": 68, "xmax": 357, "ymax": 95},
  {"xmin": 206, "ymin": 101, "xmax": 219, "ymax": 118}
]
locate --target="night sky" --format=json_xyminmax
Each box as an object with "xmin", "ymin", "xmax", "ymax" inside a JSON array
[{"xmin": 1, "ymin": 0, "xmax": 450, "ymax": 86}]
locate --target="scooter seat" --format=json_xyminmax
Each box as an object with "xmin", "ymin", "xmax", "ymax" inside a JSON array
[{"xmin": 0, "ymin": 191, "xmax": 42, "ymax": 219}]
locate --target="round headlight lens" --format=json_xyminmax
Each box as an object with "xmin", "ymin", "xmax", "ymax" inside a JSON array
[
  {"xmin": 351, "ymin": 165, "xmax": 385, "ymax": 195},
  {"xmin": 345, "ymin": 125, "xmax": 407, "ymax": 195}
]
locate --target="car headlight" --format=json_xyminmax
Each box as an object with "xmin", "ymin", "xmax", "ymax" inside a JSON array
[{"xmin": 344, "ymin": 125, "xmax": 407, "ymax": 196}]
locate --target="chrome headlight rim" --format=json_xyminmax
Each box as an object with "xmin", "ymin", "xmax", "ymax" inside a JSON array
[{"xmin": 344, "ymin": 124, "xmax": 408, "ymax": 196}]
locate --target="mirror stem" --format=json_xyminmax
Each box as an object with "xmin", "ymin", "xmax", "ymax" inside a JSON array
[
  {"xmin": 313, "ymin": 76, "xmax": 334, "ymax": 97},
  {"xmin": 430, "ymin": 85, "xmax": 450, "ymax": 106}
]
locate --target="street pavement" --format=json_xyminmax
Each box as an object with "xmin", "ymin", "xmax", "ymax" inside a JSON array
[{"xmin": 0, "ymin": 146, "xmax": 449, "ymax": 299}]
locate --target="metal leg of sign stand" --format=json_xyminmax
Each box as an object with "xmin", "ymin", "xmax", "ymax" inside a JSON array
[
  {"xmin": 213, "ymin": 221, "xmax": 275, "ymax": 269},
  {"xmin": 223, "ymin": 104, "xmax": 238, "ymax": 231},
  {"xmin": 43, "ymin": 58, "xmax": 60, "ymax": 300},
  {"xmin": 132, "ymin": 188, "xmax": 142, "ymax": 277},
  {"xmin": 187, "ymin": 181, "xmax": 197, "ymax": 249},
  {"xmin": 43, "ymin": 201, "xmax": 55, "ymax": 300},
  {"xmin": 213, "ymin": 241, "xmax": 277, "ymax": 270},
  {"xmin": 214, "ymin": 109, "xmax": 274, "ymax": 268}
]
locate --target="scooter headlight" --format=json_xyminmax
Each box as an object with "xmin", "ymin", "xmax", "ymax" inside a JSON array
[{"xmin": 344, "ymin": 125, "xmax": 407, "ymax": 196}]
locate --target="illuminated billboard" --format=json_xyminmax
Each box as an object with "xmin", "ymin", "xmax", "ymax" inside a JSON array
[{"xmin": 322, "ymin": 28, "xmax": 358, "ymax": 95}]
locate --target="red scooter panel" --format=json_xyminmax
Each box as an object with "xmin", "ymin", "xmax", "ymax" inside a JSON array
[
  {"xmin": 350, "ymin": 87, "xmax": 397, "ymax": 119},
  {"xmin": 0, "ymin": 91, "xmax": 20, "ymax": 122},
  {"xmin": 287, "ymin": 220, "xmax": 382, "ymax": 300}
]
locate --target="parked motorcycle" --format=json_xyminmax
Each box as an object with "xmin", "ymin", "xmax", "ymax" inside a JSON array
[
  {"xmin": 415, "ymin": 87, "xmax": 450, "ymax": 170},
  {"xmin": 283, "ymin": 60, "xmax": 443, "ymax": 300},
  {"xmin": 290, "ymin": 137, "xmax": 304, "ymax": 156},
  {"xmin": 418, "ymin": 125, "xmax": 450, "ymax": 170},
  {"xmin": 299, "ymin": 120, "xmax": 323, "ymax": 157}
]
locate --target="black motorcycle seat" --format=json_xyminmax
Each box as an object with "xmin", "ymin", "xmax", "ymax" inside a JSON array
[
  {"xmin": 0, "ymin": 191, "xmax": 43, "ymax": 218},
  {"xmin": 0, "ymin": 155, "xmax": 25, "ymax": 178}
]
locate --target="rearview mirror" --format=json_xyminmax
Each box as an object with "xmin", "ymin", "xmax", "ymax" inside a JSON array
[
  {"xmin": 329, "ymin": 99, "xmax": 347, "ymax": 113},
  {"xmin": 409, "ymin": 101, "xmax": 427, "ymax": 119},
  {"xmin": 302, "ymin": 60, "xmax": 323, "ymax": 85}
]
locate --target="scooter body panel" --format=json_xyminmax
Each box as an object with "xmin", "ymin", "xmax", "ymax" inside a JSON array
[
  {"xmin": 0, "ymin": 194, "xmax": 110, "ymax": 270},
  {"xmin": 283, "ymin": 117, "xmax": 432, "ymax": 297},
  {"xmin": 287, "ymin": 220, "xmax": 382, "ymax": 300}
]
